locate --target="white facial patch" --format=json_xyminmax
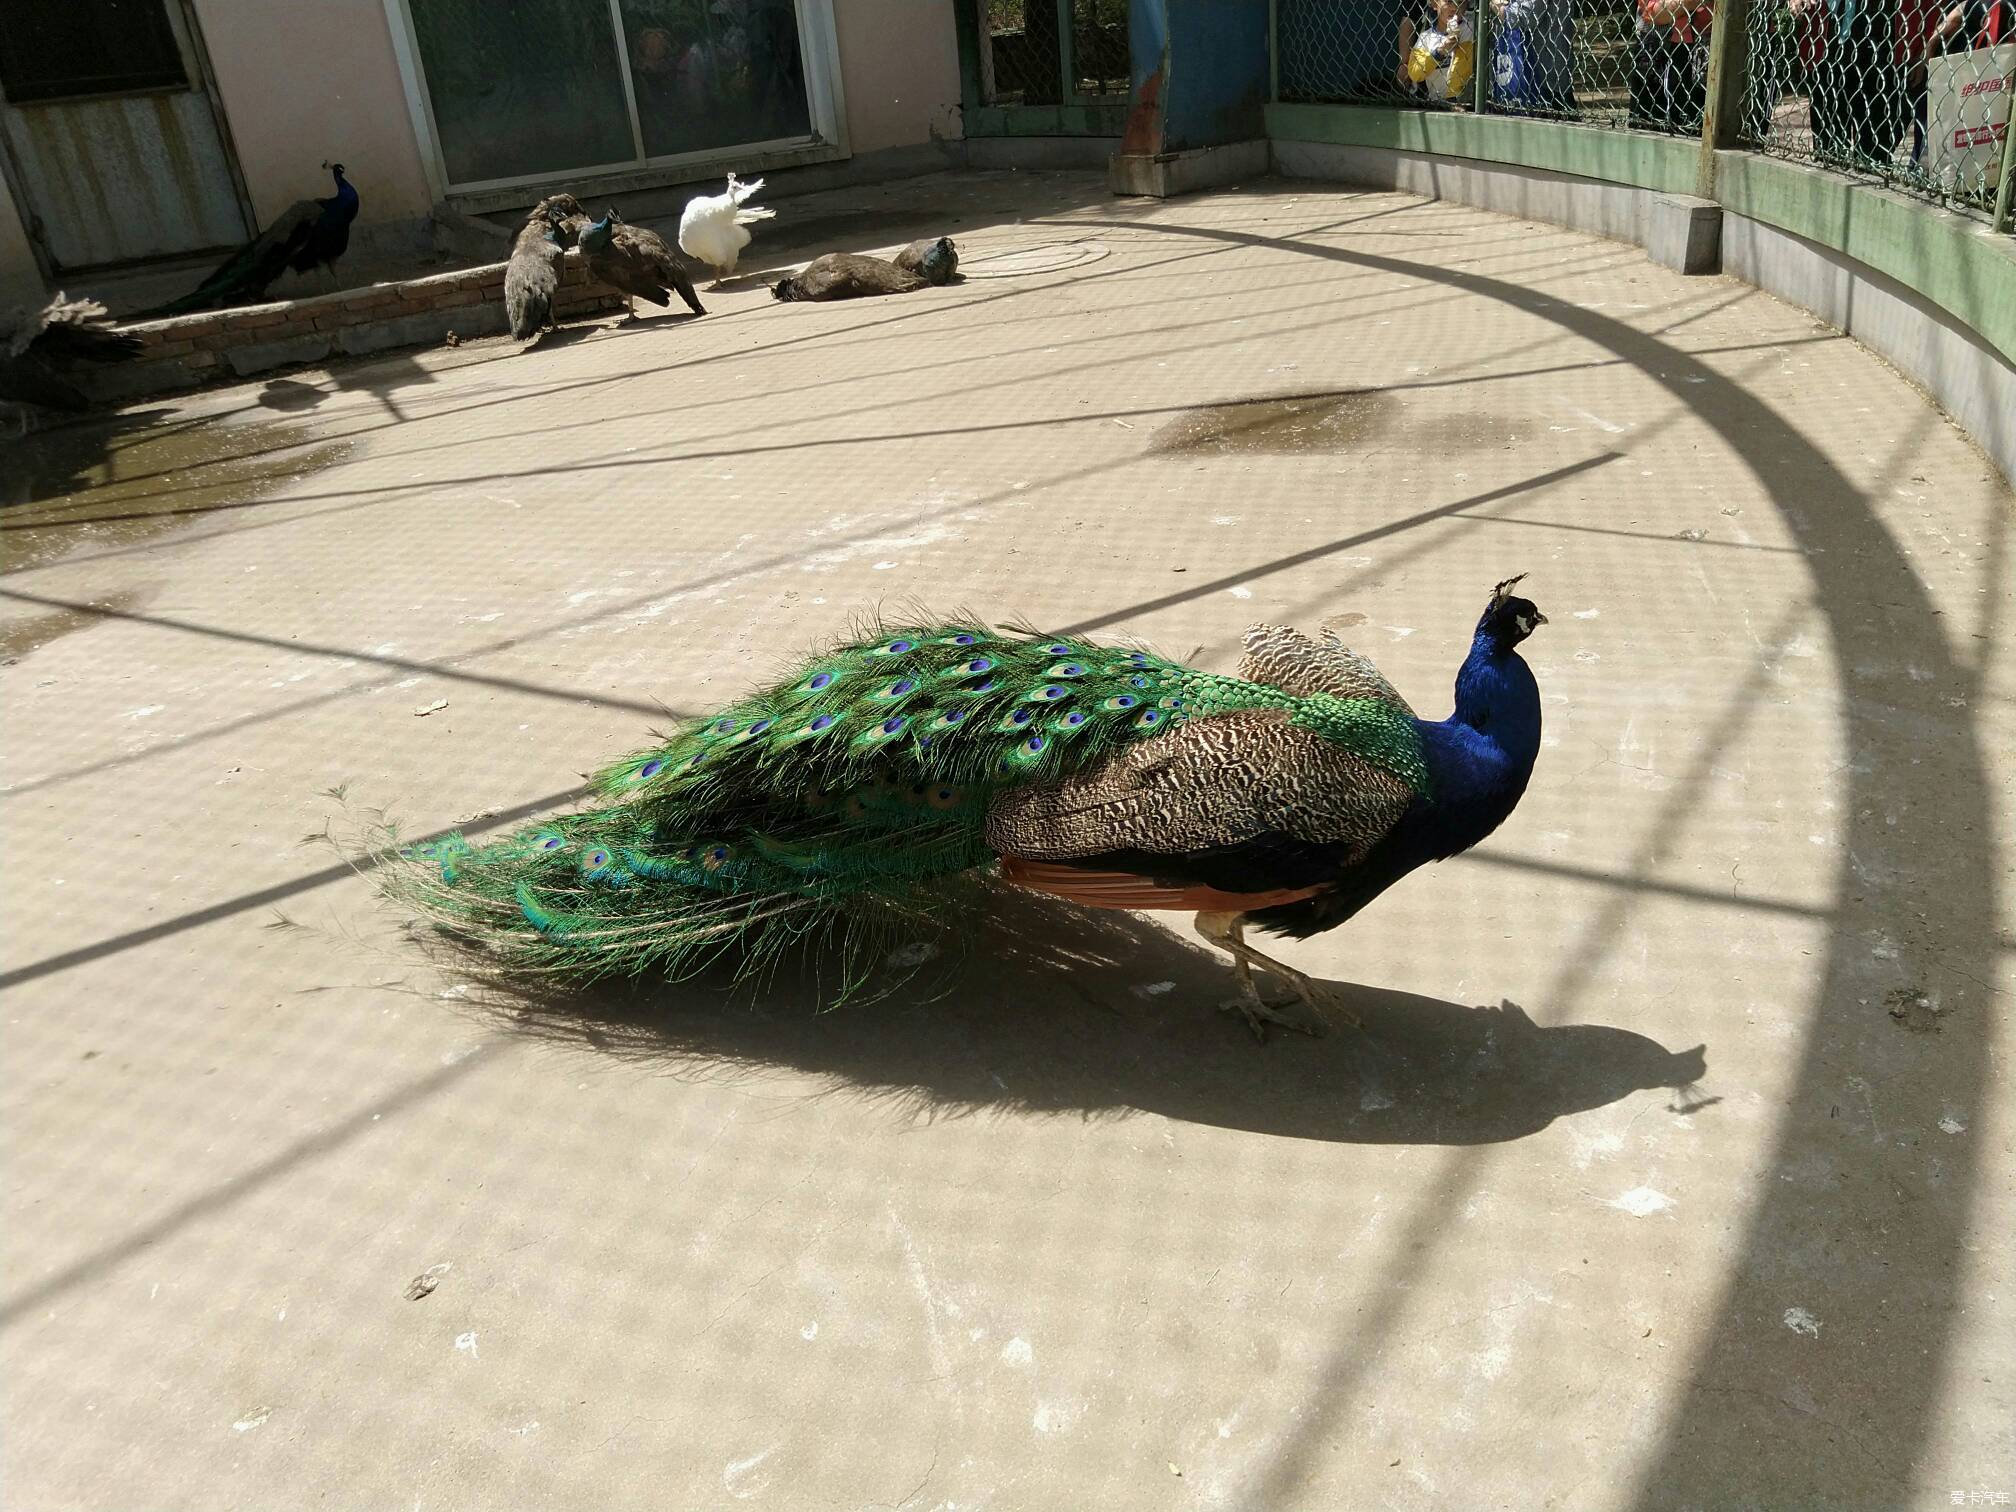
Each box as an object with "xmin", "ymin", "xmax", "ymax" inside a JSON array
[{"xmin": 1515, "ymin": 613, "xmax": 1535, "ymax": 635}]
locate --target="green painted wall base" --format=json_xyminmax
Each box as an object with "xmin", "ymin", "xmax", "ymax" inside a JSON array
[{"xmin": 1265, "ymin": 103, "xmax": 2016, "ymax": 368}]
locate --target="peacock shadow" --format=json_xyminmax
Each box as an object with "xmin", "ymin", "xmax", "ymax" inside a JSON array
[{"xmin": 469, "ymin": 887, "xmax": 1710, "ymax": 1146}]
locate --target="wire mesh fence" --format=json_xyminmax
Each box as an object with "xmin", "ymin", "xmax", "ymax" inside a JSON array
[
  {"xmin": 1275, "ymin": 0, "xmax": 1690, "ymax": 125},
  {"xmin": 1275, "ymin": 0, "xmax": 2014, "ymax": 218},
  {"xmin": 978, "ymin": 0, "xmax": 1129, "ymax": 107},
  {"xmin": 1743, "ymin": 0, "xmax": 2013, "ymax": 212}
]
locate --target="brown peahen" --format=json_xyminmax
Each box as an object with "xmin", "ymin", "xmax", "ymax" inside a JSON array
[
  {"xmin": 892, "ymin": 237, "xmax": 960, "ymax": 285},
  {"xmin": 503, "ymin": 194, "xmax": 585, "ymax": 342},
  {"xmin": 576, "ymin": 211, "xmax": 706, "ymax": 320},
  {"xmin": 0, "ymin": 292, "xmax": 142, "ymax": 412},
  {"xmin": 771, "ymin": 252, "xmax": 926, "ymax": 303},
  {"xmin": 388, "ymin": 579, "xmax": 1548, "ymax": 1037}
]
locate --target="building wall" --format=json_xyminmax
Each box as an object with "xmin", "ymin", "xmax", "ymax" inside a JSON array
[
  {"xmin": 0, "ymin": 0, "xmax": 963, "ymax": 300},
  {"xmin": 191, "ymin": 0, "xmax": 436, "ymax": 234},
  {"xmin": 834, "ymin": 1, "xmax": 963, "ymax": 154},
  {"xmin": 0, "ymin": 175, "xmax": 42, "ymax": 305}
]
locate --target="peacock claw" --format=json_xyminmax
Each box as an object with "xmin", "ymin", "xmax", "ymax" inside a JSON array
[{"xmin": 1219, "ymin": 994, "xmax": 1328, "ymax": 1042}]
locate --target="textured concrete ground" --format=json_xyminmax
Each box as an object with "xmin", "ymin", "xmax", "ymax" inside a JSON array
[{"xmin": 2, "ymin": 170, "xmax": 2010, "ymax": 1512}]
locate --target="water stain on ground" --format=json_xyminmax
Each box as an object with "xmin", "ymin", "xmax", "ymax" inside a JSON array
[
  {"xmin": 0, "ymin": 588, "xmax": 150, "ymax": 661},
  {"xmin": 0, "ymin": 412, "xmax": 351, "ymax": 573},
  {"xmin": 1149, "ymin": 390, "xmax": 1536, "ymax": 456}
]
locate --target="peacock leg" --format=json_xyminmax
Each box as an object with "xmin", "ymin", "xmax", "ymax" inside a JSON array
[{"xmin": 1194, "ymin": 911, "xmax": 1345, "ymax": 1040}]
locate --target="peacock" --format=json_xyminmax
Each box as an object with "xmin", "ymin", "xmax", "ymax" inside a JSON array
[
  {"xmin": 0, "ymin": 292, "xmax": 143, "ymax": 412},
  {"xmin": 577, "ymin": 211, "xmax": 707, "ymax": 320},
  {"xmin": 676, "ymin": 172, "xmax": 774, "ymax": 287},
  {"xmin": 771, "ymin": 252, "xmax": 926, "ymax": 303},
  {"xmin": 145, "ymin": 162, "xmax": 358, "ymax": 316},
  {"xmin": 892, "ymin": 237, "xmax": 960, "ymax": 285},
  {"xmin": 388, "ymin": 579, "xmax": 1547, "ymax": 1036},
  {"xmin": 503, "ymin": 193, "xmax": 586, "ymax": 341}
]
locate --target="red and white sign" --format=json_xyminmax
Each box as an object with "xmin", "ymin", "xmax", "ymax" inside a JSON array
[{"xmin": 1924, "ymin": 43, "xmax": 2015, "ymax": 194}]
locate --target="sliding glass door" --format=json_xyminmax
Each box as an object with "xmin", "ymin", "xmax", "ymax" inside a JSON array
[{"xmin": 397, "ymin": 0, "xmax": 836, "ymax": 192}]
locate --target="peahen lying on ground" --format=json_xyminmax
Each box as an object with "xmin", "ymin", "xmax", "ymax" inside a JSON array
[
  {"xmin": 504, "ymin": 194, "xmax": 586, "ymax": 341},
  {"xmin": 771, "ymin": 252, "xmax": 927, "ymax": 303},
  {"xmin": 773, "ymin": 238, "xmax": 962, "ymax": 302},
  {"xmin": 0, "ymin": 292, "xmax": 142, "ymax": 411},
  {"xmin": 388, "ymin": 578, "xmax": 1547, "ymax": 1037},
  {"xmin": 892, "ymin": 237, "xmax": 960, "ymax": 285},
  {"xmin": 577, "ymin": 211, "xmax": 707, "ymax": 320},
  {"xmin": 146, "ymin": 162, "xmax": 358, "ymax": 316}
]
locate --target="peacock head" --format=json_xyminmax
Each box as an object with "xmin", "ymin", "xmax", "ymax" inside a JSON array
[
  {"xmin": 322, "ymin": 160, "xmax": 347, "ymax": 182},
  {"xmin": 578, "ymin": 214, "xmax": 616, "ymax": 252},
  {"xmin": 1476, "ymin": 573, "xmax": 1547, "ymax": 646},
  {"xmin": 918, "ymin": 237, "xmax": 959, "ymax": 284}
]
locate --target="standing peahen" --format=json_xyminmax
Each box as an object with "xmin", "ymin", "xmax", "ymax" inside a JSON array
[
  {"xmin": 0, "ymin": 292, "xmax": 143, "ymax": 412},
  {"xmin": 577, "ymin": 211, "xmax": 707, "ymax": 320},
  {"xmin": 145, "ymin": 162, "xmax": 358, "ymax": 316},
  {"xmin": 388, "ymin": 578, "xmax": 1548, "ymax": 1037},
  {"xmin": 504, "ymin": 193, "xmax": 586, "ymax": 342}
]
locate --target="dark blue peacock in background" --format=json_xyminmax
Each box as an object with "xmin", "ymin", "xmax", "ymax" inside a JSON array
[
  {"xmin": 145, "ymin": 162, "xmax": 359, "ymax": 316},
  {"xmin": 391, "ymin": 578, "xmax": 1548, "ymax": 1036}
]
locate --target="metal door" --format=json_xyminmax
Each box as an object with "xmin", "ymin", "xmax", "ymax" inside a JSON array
[{"xmin": 0, "ymin": 0, "xmax": 251, "ymax": 272}]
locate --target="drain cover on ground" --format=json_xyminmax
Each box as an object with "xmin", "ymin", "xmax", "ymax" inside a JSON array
[{"xmin": 960, "ymin": 241, "xmax": 1111, "ymax": 277}]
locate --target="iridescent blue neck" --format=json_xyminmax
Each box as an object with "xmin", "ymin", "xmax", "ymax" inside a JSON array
[{"xmin": 1450, "ymin": 630, "xmax": 1542, "ymax": 771}]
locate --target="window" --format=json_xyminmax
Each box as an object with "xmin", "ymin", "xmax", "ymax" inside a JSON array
[
  {"xmin": 400, "ymin": 0, "xmax": 832, "ymax": 191},
  {"xmin": 0, "ymin": 0, "xmax": 188, "ymax": 105}
]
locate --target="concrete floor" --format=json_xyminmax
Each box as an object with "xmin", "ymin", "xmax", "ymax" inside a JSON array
[{"xmin": 2, "ymin": 171, "xmax": 2010, "ymax": 1512}]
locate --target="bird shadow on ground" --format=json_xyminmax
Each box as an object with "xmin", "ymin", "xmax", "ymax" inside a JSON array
[
  {"xmin": 708, "ymin": 271, "xmax": 784, "ymax": 293},
  {"xmin": 526, "ymin": 326, "xmax": 598, "ymax": 353},
  {"xmin": 255, "ymin": 378, "xmax": 329, "ymax": 413},
  {"xmin": 458, "ymin": 885, "xmax": 1710, "ymax": 1146}
]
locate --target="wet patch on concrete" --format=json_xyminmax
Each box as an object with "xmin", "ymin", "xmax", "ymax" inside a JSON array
[
  {"xmin": 1, "ymin": 413, "xmax": 351, "ymax": 573},
  {"xmin": 1149, "ymin": 390, "xmax": 1538, "ymax": 456},
  {"xmin": 0, "ymin": 588, "xmax": 150, "ymax": 661}
]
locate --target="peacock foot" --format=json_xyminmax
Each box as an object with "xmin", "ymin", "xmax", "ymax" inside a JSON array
[{"xmin": 1218, "ymin": 991, "xmax": 1329, "ymax": 1042}]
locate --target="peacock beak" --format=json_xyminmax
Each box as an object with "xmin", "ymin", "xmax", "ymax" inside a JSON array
[{"xmin": 1533, "ymin": 611, "xmax": 1548, "ymax": 626}]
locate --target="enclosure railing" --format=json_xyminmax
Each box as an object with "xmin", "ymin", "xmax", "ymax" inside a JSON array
[
  {"xmin": 1272, "ymin": 0, "xmax": 2016, "ymax": 231},
  {"xmin": 958, "ymin": 0, "xmax": 1132, "ymax": 136}
]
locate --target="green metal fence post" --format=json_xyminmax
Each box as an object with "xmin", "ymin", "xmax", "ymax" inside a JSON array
[
  {"xmin": 1472, "ymin": 0, "xmax": 1492, "ymax": 114},
  {"xmin": 954, "ymin": 0, "xmax": 987, "ymax": 115},
  {"xmin": 1270, "ymin": 0, "xmax": 1280, "ymax": 103},
  {"xmin": 1994, "ymin": 104, "xmax": 2016, "ymax": 233},
  {"xmin": 1057, "ymin": 0, "xmax": 1077, "ymax": 105},
  {"xmin": 1696, "ymin": 0, "xmax": 1751, "ymax": 198}
]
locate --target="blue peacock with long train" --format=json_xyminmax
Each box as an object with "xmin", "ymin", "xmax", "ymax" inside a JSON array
[
  {"xmin": 391, "ymin": 577, "xmax": 1548, "ymax": 1036},
  {"xmin": 146, "ymin": 163, "xmax": 359, "ymax": 316}
]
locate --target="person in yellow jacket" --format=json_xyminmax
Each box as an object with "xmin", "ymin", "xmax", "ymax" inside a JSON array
[{"xmin": 1408, "ymin": 0, "xmax": 1477, "ymax": 100}]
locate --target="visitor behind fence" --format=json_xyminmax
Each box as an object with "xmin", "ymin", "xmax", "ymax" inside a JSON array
[
  {"xmin": 1632, "ymin": 0, "xmax": 1714, "ymax": 132},
  {"xmin": 1489, "ymin": 0, "xmax": 1576, "ymax": 115},
  {"xmin": 1406, "ymin": 0, "xmax": 1478, "ymax": 100},
  {"xmin": 1793, "ymin": 0, "xmax": 1967, "ymax": 167}
]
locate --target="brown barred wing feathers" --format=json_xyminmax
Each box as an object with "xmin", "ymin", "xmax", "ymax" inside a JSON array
[
  {"xmin": 984, "ymin": 709, "xmax": 1416, "ymax": 886},
  {"xmin": 1238, "ymin": 623, "xmax": 1415, "ymax": 717}
]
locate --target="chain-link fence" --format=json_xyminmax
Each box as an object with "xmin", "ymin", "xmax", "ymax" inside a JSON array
[
  {"xmin": 1276, "ymin": 0, "xmax": 1689, "ymax": 126},
  {"xmin": 1744, "ymin": 0, "xmax": 2013, "ymax": 212},
  {"xmin": 978, "ymin": 0, "xmax": 1129, "ymax": 107},
  {"xmin": 1276, "ymin": 0, "xmax": 2014, "ymax": 218}
]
